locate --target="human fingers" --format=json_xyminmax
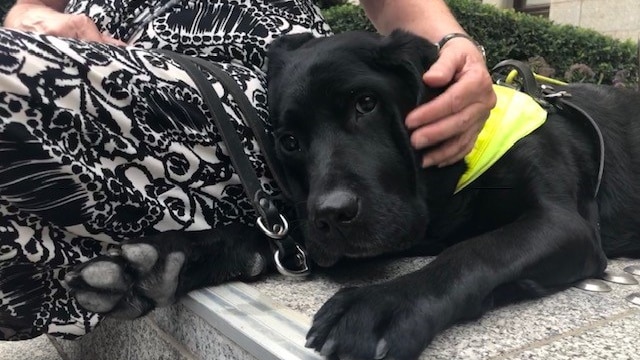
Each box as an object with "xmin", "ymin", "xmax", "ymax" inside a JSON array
[
  {"xmin": 420, "ymin": 114, "xmax": 485, "ymax": 168},
  {"xmin": 406, "ymin": 35, "xmax": 493, "ymax": 130},
  {"xmin": 406, "ymin": 63, "xmax": 493, "ymax": 131},
  {"xmin": 406, "ymin": 36, "xmax": 496, "ymax": 168},
  {"xmin": 70, "ymin": 14, "xmax": 110, "ymax": 43},
  {"xmin": 420, "ymin": 45, "xmax": 463, "ymax": 89},
  {"xmin": 100, "ymin": 33, "xmax": 127, "ymax": 46},
  {"xmin": 5, "ymin": 6, "xmax": 69, "ymax": 36},
  {"xmin": 61, "ymin": 15, "xmax": 125, "ymax": 45},
  {"xmin": 408, "ymin": 73, "xmax": 493, "ymax": 149},
  {"xmin": 411, "ymin": 102, "xmax": 489, "ymax": 167}
]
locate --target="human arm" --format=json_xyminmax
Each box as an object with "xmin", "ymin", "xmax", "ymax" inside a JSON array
[
  {"xmin": 4, "ymin": 0, "xmax": 125, "ymax": 45},
  {"xmin": 360, "ymin": 0, "xmax": 496, "ymax": 167}
]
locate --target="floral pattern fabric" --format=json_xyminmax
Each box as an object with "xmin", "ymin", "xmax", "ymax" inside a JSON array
[{"xmin": 0, "ymin": 0, "xmax": 330, "ymax": 340}]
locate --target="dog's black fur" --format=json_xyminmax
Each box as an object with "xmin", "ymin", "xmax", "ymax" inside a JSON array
[
  {"xmin": 65, "ymin": 30, "xmax": 640, "ymax": 360},
  {"xmin": 265, "ymin": 30, "xmax": 640, "ymax": 359}
]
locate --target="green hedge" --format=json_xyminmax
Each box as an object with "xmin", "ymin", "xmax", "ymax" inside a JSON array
[
  {"xmin": 1, "ymin": 0, "xmax": 636, "ymax": 86},
  {"xmin": 322, "ymin": 0, "xmax": 639, "ymax": 87},
  {"xmin": 0, "ymin": 0, "xmax": 12, "ymax": 21}
]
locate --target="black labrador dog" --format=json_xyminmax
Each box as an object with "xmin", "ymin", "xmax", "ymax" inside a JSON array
[
  {"xmin": 265, "ymin": 30, "xmax": 640, "ymax": 359},
  {"xmin": 65, "ymin": 30, "xmax": 640, "ymax": 360}
]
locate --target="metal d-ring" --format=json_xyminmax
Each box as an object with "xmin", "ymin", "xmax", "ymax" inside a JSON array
[
  {"xmin": 274, "ymin": 244, "xmax": 311, "ymax": 277},
  {"xmin": 256, "ymin": 213, "xmax": 289, "ymax": 239}
]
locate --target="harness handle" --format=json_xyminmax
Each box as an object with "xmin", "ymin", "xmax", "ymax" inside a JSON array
[{"xmin": 490, "ymin": 59, "xmax": 604, "ymax": 199}]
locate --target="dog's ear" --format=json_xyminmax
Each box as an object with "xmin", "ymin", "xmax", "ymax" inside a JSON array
[
  {"xmin": 269, "ymin": 32, "xmax": 316, "ymax": 53},
  {"xmin": 376, "ymin": 30, "xmax": 441, "ymax": 104},
  {"xmin": 265, "ymin": 33, "xmax": 316, "ymax": 200},
  {"xmin": 267, "ymin": 32, "xmax": 315, "ymax": 82}
]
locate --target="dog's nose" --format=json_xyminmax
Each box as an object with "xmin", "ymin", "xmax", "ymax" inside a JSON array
[{"xmin": 312, "ymin": 190, "xmax": 359, "ymax": 233}]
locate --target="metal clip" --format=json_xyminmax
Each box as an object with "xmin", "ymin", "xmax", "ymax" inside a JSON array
[
  {"xmin": 543, "ymin": 90, "xmax": 572, "ymax": 99},
  {"xmin": 256, "ymin": 213, "xmax": 289, "ymax": 239},
  {"xmin": 257, "ymin": 214, "xmax": 311, "ymax": 277},
  {"xmin": 274, "ymin": 244, "xmax": 311, "ymax": 277}
]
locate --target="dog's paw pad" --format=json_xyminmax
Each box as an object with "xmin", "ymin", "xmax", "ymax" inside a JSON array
[
  {"xmin": 74, "ymin": 291, "xmax": 122, "ymax": 313},
  {"xmin": 244, "ymin": 253, "xmax": 266, "ymax": 278},
  {"xmin": 375, "ymin": 338, "xmax": 389, "ymax": 359},
  {"xmin": 78, "ymin": 261, "xmax": 128, "ymax": 291},
  {"xmin": 144, "ymin": 251, "xmax": 185, "ymax": 307},
  {"xmin": 66, "ymin": 245, "xmax": 187, "ymax": 317},
  {"xmin": 122, "ymin": 243, "xmax": 158, "ymax": 273}
]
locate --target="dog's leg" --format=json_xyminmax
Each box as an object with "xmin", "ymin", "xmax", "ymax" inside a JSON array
[
  {"xmin": 306, "ymin": 205, "xmax": 607, "ymax": 360},
  {"xmin": 64, "ymin": 223, "xmax": 270, "ymax": 319}
]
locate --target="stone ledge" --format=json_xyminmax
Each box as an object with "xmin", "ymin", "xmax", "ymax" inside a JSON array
[{"xmin": 51, "ymin": 258, "xmax": 640, "ymax": 360}]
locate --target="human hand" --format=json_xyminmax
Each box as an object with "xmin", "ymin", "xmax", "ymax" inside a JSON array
[
  {"xmin": 406, "ymin": 37, "xmax": 496, "ymax": 168},
  {"xmin": 5, "ymin": 5, "xmax": 125, "ymax": 46}
]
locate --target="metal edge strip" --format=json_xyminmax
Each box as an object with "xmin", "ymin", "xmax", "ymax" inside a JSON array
[{"xmin": 181, "ymin": 282, "xmax": 322, "ymax": 360}]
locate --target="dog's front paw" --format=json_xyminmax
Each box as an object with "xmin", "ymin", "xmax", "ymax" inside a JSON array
[
  {"xmin": 306, "ymin": 284, "xmax": 442, "ymax": 360},
  {"xmin": 64, "ymin": 225, "xmax": 272, "ymax": 319},
  {"xmin": 64, "ymin": 242, "xmax": 186, "ymax": 319}
]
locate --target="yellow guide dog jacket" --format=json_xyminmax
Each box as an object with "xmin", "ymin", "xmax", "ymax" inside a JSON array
[{"xmin": 455, "ymin": 85, "xmax": 548, "ymax": 192}]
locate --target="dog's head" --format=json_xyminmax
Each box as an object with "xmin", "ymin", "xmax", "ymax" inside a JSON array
[{"xmin": 267, "ymin": 30, "xmax": 457, "ymax": 266}]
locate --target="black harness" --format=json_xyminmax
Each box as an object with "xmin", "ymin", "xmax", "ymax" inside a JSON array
[
  {"xmin": 491, "ymin": 60, "xmax": 605, "ymax": 199},
  {"xmin": 157, "ymin": 50, "xmax": 310, "ymax": 277}
]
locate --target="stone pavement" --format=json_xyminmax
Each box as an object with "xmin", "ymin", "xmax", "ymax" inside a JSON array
[{"xmin": 4, "ymin": 258, "xmax": 640, "ymax": 360}]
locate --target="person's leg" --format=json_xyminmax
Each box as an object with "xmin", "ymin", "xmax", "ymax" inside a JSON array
[
  {"xmin": 0, "ymin": 28, "xmax": 273, "ymax": 340},
  {"xmin": 0, "ymin": 0, "xmax": 332, "ymax": 341}
]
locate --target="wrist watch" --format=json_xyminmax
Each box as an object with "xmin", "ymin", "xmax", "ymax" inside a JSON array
[{"xmin": 436, "ymin": 33, "xmax": 486, "ymax": 61}]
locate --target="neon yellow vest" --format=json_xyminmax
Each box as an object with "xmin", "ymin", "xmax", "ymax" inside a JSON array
[{"xmin": 455, "ymin": 85, "xmax": 548, "ymax": 192}]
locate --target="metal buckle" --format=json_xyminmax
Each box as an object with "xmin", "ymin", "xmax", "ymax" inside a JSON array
[
  {"xmin": 544, "ymin": 90, "xmax": 572, "ymax": 99},
  {"xmin": 256, "ymin": 213, "xmax": 288, "ymax": 239},
  {"xmin": 274, "ymin": 244, "xmax": 311, "ymax": 277},
  {"xmin": 257, "ymin": 213, "xmax": 311, "ymax": 277},
  {"xmin": 541, "ymin": 85, "xmax": 572, "ymax": 99}
]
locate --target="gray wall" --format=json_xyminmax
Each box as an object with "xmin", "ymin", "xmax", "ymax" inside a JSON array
[{"xmin": 482, "ymin": 0, "xmax": 640, "ymax": 41}]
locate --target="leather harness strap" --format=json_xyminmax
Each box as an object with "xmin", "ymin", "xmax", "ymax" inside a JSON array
[
  {"xmin": 156, "ymin": 49, "xmax": 310, "ymax": 277},
  {"xmin": 491, "ymin": 60, "xmax": 605, "ymax": 199}
]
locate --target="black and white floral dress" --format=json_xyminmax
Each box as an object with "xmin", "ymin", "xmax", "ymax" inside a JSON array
[{"xmin": 0, "ymin": 0, "xmax": 331, "ymax": 340}]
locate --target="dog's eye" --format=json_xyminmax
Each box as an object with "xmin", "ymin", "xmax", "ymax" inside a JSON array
[
  {"xmin": 279, "ymin": 134, "xmax": 300, "ymax": 152},
  {"xmin": 355, "ymin": 95, "xmax": 377, "ymax": 114}
]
